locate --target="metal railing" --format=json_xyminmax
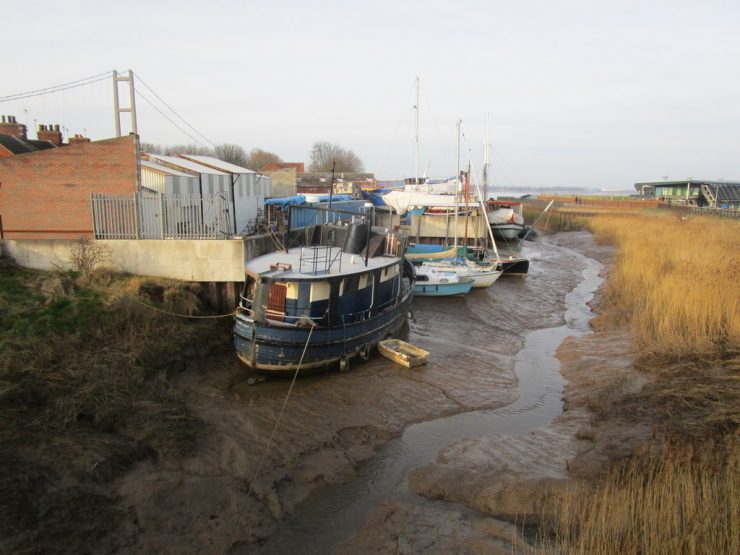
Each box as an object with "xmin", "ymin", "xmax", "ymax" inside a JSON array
[
  {"xmin": 92, "ymin": 192, "xmax": 233, "ymax": 239},
  {"xmin": 299, "ymin": 245, "xmax": 343, "ymax": 274}
]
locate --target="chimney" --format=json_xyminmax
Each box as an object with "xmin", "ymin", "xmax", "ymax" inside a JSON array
[
  {"xmin": 0, "ymin": 114, "xmax": 28, "ymax": 141},
  {"xmin": 68, "ymin": 133, "xmax": 91, "ymax": 145},
  {"xmin": 38, "ymin": 123, "xmax": 63, "ymax": 146}
]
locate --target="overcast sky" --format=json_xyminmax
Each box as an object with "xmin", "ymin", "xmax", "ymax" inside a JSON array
[{"xmin": 2, "ymin": 0, "xmax": 739, "ymax": 188}]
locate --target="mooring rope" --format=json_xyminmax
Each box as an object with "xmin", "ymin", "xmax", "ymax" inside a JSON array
[
  {"xmin": 246, "ymin": 323, "xmax": 315, "ymax": 498},
  {"xmin": 268, "ymin": 227, "xmax": 286, "ymax": 252},
  {"xmin": 126, "ymin": 294, "xmax": 236, "ymax": 319}
]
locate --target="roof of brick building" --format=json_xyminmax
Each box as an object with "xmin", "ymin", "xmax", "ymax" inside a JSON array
[{"xmin": 0, "ymin": 134, "xmax": 37, "ymax": 155}]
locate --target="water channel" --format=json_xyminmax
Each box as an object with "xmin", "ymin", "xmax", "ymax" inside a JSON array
[{"xmin": 251, "ymin": 237, "xmax": 604, "ymax": 554}]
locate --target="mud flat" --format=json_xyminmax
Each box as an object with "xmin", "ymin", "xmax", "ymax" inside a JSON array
[
  {"xmin": 99, "ymin": 232, "xmax": 612, "ymax": 553},
  {"xmin": 338, "ymin": 233, "xmax": 650, "ymax": 553}
]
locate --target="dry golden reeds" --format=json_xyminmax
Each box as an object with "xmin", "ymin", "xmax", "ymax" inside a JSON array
[
  {"xmin": 543, "ymin": 442, "xmax": 739, "ymax": 555},
  {"xmin": 588, "ymin": 213, "xmax": 740, "ymax": 361},
  {"xmin": 540, "ymin": 212, "xmax": 740, "ymax": 554}
]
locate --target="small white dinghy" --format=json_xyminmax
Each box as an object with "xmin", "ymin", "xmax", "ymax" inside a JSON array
[{"xmin": 378, "ymin": 339, "xmax": 429, "ymax": 368}]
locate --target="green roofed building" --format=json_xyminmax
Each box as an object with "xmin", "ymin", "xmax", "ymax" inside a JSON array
[{"xmin": 635, "ymin": 179, "xmax": 740, "ymax": 208}]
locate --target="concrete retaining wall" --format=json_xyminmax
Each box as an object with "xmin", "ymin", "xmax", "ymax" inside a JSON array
[
  {"xmin": 1, "ymin": 238, "xmax": 245, "ymax": 282},
  {"xmin": 1, "ymin": 224, "xmax": 359, "ymax": 284}
]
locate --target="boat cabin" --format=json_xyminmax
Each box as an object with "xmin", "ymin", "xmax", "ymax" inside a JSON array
[{"xmin": 239, "ymin": 229, "xmax": 407, "ymax": 328}]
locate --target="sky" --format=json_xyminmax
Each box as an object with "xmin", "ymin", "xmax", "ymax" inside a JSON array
[{"xmin": 2, "ymin": 0, "xmax": 739, "ymax": 189}]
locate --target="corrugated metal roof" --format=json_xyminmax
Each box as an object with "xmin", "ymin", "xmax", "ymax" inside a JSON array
[
  {"xmin": 141, "ymin": 159, "xmax": 194, "ymax": 177},
  {"xmin": 180, "ymin": 154, "xmax": 255, "ymax": 175},
  {"xmin": 147, "ymin": 154, "xmax": 229, "ymax": 175}
]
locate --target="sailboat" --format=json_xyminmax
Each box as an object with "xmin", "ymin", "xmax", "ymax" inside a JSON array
[
  {"xmin": 413, "ymin": 265, "xmax": 474, "ymax": 297},
  {"xmin": 419, "ymin": 161, "xmax": 502, "ymax": 288}
]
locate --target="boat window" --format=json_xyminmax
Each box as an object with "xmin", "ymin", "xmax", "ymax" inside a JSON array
[
  {"xmin": 343, "ymin": 275, "xmax": 359, "ymax": 295},
  {"xmin": 285, "ymin": 282, "xmax": 300, "ymax": 300},
  {"xmin": 310, "ymin": 281, "xmax": 331, "ymax": 302}
]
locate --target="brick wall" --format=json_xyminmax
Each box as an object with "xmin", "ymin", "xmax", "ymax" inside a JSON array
[
  {"xmin": 262, "ymin": 167, "xmax": 297, "ymax": 197},
  {"xmin": 0, "ymin": 135, "xmax": 139, "ymax": 239}
]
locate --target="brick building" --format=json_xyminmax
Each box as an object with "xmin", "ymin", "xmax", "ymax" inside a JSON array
[
  {"xmin": 0, "ymin": 127, "xmax": 139, "ymax": 239},
  {"xmin": 261, "ymin": 162, "xmax": 305, "ymax": 197}
]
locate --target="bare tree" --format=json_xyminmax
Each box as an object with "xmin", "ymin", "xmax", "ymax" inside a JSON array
[
  {"xmin": 245, "ymin": 148, "xmax": 283, "ymax": 172},
  {"xmin": 140, "ymin": 142, "xmax": 163, "ymax": 154},
  {"xmin": 163, "ymin": 144, "xmax": 215, "ymax": 156},
  {"xmin": 214, "ymin": 143, "xmax": 248, "ymax": 167},
  {"xmin": 68, "ymin": 237, "xmax": 111, "ymax": 280},
  {"xmin": 308, "ymin": 141, "xmax": 364, "ymax": 172}
]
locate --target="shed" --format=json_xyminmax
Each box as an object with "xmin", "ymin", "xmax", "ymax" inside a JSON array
[{"xmin": 179, "ymin": 154, "xmax": 272, "ymax": 232}]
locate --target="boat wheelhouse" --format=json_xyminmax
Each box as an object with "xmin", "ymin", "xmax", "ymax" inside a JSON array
[{"xmin": 234, "ymin": 222, "xmax": 415, "ymax": 375}]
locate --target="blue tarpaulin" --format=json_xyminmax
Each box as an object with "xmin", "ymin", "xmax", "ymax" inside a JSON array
[
  {"xmin": 264, "ymin": 195, "xmax": 306, "ymax": 206},
  {"xmin": 290, "ymin": 200, "xmax": 367, "ymax": 227}
]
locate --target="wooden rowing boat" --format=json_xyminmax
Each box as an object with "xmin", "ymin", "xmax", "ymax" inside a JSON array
[{"xmin": 378, "ymin": 339, "xmax": 429, "ymax": 368}]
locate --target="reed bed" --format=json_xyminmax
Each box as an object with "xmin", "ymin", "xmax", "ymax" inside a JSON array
[
  {"xmin": 539, "ymin": 212, "xmax": 740, "ymax": 554},
  {"xmin": 543, "ymin": 442, "xmax": 739, "ymax": 555},
  {"xmin": 588, "ymin": 213, "xmax": 740, "ymax": 361}
]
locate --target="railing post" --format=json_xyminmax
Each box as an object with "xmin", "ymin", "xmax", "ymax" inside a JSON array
[
  {"xmin": 134, "ymin": 193, "xmax": 141, "ymax": 239},
  {"xmin": 159, "ymin": 192, "xmax": 166, "ymax": 239}
]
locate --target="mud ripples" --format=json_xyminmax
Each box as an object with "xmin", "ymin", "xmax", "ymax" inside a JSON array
[{"xmin": 250, "ymin": 234, "xmax": 606, "ymax": 554}]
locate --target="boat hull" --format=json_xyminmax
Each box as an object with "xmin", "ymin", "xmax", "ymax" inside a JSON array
[
  {"xmin": 497, "ymin": 257, "xmax": 530, "ymax": 276},
  {"xmin": 233, "ymin": 292, "xmax": 413, "ymax": 376},
  {"xmin": 413, "ymin": 279, "xmax": 474, "ymax": 296},
  {"xmin": 490, "ymin": 223, "xmax": 525, "ymax": 240},
  {"xmin": 419, "ymin": 260, "xmax": 502, "ymax": 288},
  {"xmin": 378, "ymin": 339, "xmax": 429, "ymax": 368},
  {"xmin": 469, "ymin": 269, "xmax": 503, "ymax": 287}
]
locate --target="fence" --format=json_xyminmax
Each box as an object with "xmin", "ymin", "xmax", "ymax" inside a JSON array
[
  {"xmin": 659, "ymin": 203, "xmax": 740, "ymax": 219},
  {"xmin": 92, "ymin": 193, "xmax": 233, "ymax": 240}
]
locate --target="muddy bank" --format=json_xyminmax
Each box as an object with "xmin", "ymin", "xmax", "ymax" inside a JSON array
[
  {"xmin": 93, "ymin": 234, "xmax": 591, "ymax": 554},
  {"xmin": 337, "ymin": 232, "xmax": 651, "ymax": 553}
]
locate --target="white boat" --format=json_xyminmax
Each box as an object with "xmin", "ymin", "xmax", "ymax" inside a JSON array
[
  {"xmin": 487, "ymin": 200, "xmax": 525, "ymax": 240},
  {"xmin": 413, "ymin": 265, "xmax": 474, "ymax": 296},
  {"xmin": 420, "ymin": 258, "xmax": 502, "ymax": 288}
]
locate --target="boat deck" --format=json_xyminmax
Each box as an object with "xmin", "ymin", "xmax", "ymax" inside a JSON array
[{"xmin": 246, "ymin": 247, "xmax": 399, "ymax": 279}]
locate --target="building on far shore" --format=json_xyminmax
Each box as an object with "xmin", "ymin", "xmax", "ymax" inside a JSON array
[
  {"xmin": 261, "ymin": 162, "xmax": 305, "ymax": 197},
  {"xmin": 297, "ymin": 172, "xmax": 375, "ymax": 196},
  {"xmin": 635, "ymin": 179, "xmax": 740, "ymax": 208}
]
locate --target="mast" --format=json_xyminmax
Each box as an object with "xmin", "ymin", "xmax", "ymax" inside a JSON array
[
  {"xmin": 414, "ymin": 76, "xmax": 420, "ymax": 189},
  {"xmin": 482, "ymin": 113, "xmax": 490, "ymax": 252},
  {"xmin": 464, "ymin": 161, "xmax": 471, "ymax": 250},
  {"xmin": 469, "ymin": 161, "xmax": 501, "ymax": 263},
  {"xmin": 454, "ymin": 119, "xmax": 461, "ymax": 249},
  {"xmin": 483, "ymin": 111, "xmax": 490, "ymax": 203}
]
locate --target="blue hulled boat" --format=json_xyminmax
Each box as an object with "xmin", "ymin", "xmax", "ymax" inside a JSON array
[
  {"xmin": 233, "ymin": 221, "xmax": 415, "ymax": 375},
  {"xmin": 413, "ymin": 265, "xmax": 474, "ymax": 296}
]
